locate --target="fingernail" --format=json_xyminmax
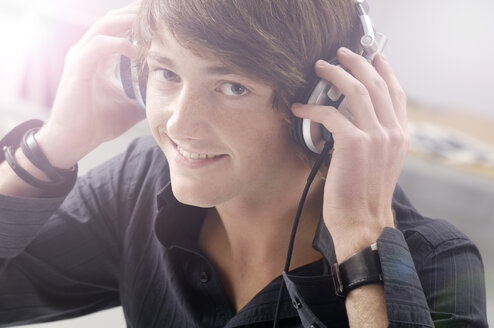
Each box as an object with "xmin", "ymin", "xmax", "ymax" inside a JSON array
[
  {"xmin": 316, "ymin": 59, "xmax": 329, "ymax": 67},
  {"xmin": 338, "ymin": 47, "xmax": 351, "ymax": 55}
]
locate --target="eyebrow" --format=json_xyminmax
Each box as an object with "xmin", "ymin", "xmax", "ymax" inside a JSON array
[{"xmin": 147, "ymin": 51, "xmax": 235, "ymax": 76}]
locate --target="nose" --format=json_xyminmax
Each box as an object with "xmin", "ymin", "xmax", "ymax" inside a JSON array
[{"xmin": 166, "ymin": 85, "xmax": 207, "ymax": 140}]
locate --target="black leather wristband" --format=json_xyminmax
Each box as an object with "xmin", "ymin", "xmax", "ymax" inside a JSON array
[
  {"xmin": 0, "ymin": 119, "xmax": 44, "ymax": 163},
  {"xmin": 1, "ymin": 120, "xmax": 78, "ymax": 196},
  {"xmin": 332, "ymin": 243, "xmax": 383, "ymax": 297},
  {"xmin": 21, "ymin": 128, "xmax": 65, "ymax": 182},
  {"xmin": 3, "ymin": 145, "xmax": 64, "ymax": 191}
]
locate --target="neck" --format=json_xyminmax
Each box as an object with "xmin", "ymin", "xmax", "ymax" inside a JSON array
[
  {"xmin": 198, "ymin": 167, "xmax": 325, "ymax": 312},
  {"xmin": 200, "ymin": 174, "xmax": 325, "ymax": 271}
]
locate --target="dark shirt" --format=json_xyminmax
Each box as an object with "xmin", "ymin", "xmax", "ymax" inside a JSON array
[{"xmin": 0, "ymin": 136, "xmax": 488, "ymax": 327}]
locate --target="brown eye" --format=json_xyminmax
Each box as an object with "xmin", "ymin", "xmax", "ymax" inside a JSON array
[
  {"xmin": 219, "ymin": 82, "xmax": 249, "ymax": 96},
  {"xmin": 154, "ymin": 69, "xmax": 180, "ymax": 82}
]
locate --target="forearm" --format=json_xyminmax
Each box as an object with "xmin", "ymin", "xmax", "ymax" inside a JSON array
[{"xmin": 346, "ymin": 284, "xmax": 387, "ymax": 328}]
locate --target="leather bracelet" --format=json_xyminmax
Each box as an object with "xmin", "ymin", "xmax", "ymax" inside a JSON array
[
  {"xmin": 21, "ymin": 128, "xmax": 66, "ymax": 182},
  {"xmin": 1, "ymin": 119, "xmax": 78, "ymax": 196},
  {"xmin": 3, "ymin": 145, "xmax": 65, "ymax": 191},
  {"xmin": 332, "ymin": 243, "xmax": 383, "ymax": 297},
  {"xmin": 0, "ymin": 119, "xmax": 44, "ymax": 163}
]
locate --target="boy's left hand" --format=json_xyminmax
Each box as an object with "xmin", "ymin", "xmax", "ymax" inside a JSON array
[{"xmin": 291, "ymin": 47, "xmax": 409, "ymax": 261}]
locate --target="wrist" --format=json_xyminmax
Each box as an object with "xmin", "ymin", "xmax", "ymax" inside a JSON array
[
  {"xmin": 0, "ymin": 120, "xmax": 78, "ymax": 197},
  {"xmin": 328, "ymin": 210, "xmax": 395, "ymax": 261},
  {"xmin": 35, "ymin": 126, "xmax": 90, "ymax": 169},
  {"xmin": 332, "ymin": 242, "xmax": 383, "ymax": 297},
  {"xmin": 333, "ymin": 229, "xmax": 381, "ymax": 262}
]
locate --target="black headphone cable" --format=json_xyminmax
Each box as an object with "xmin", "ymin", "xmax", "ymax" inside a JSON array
[{"xmin": 272, "ymin": 140, "xmax": 333, "ymax": 328}]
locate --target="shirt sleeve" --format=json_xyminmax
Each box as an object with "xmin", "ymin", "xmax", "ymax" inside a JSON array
[
  {"xmin": 0, "ymin": 169, "xmax": 124, "ymax": 326},
  {"xmin": 0, "ymin": 137, "xmax": 161, "ymax": 326},
  {"xmin": 378, "ymin": 224, "xmax": 487, "ymax": 328},
  {"xmin": 0, "ymin": 194, "xmax": 66, "ymax": 259},
  {"xmin": 378, "ymin": 227, "xmax": 434, "ymax": 327},
  {"xmin": 312, "ymin": 210, "xmax": 487, "ymax": 328}
]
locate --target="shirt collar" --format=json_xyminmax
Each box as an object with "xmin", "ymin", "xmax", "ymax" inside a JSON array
[
  {"xmin": 154, "ymin": 182, "xmax": 207, "ymax": 249},
  {"xmin": 153, "ymin": 182, "xmax": 341, "ymax": 325},
  {"xmin": 154, "ymin": 181, "xmax": 336, "ymax": 263}
]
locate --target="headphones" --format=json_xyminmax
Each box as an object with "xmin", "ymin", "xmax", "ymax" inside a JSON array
[
  {"xmin": 120, "ymin": 54, "xmax": 147, "ymax": 110},
  {"xmin": 119, "ymin": 0, "xmax": 386, "ymax": 154},
  {"xmin": 296, "ymin": 0, "xmax": 387, "ymax": 153}
]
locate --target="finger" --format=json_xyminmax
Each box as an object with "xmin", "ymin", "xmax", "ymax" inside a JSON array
[
  {"xmin": 291, "ymin": 102, "xmax": 358, "ymax": 142},
  {"xmin": 103, "ymin": 1, "xmax": 141, "ymax": 17},
  {"xmin": 314, "ymin": 59, "xmax": 380, "ymax": 131},
  {"xmin": 336, "ymin": 47, "xmax": 399, "ymax": 129},
  {"xmin": 106, "ymin": 0, "xmax": 142, "ymax": 16},
  {"xmin": 373, "ymin": 53, "xmax": 408, "ymax": 131},
  {"xmin": 68, "ymin": 36, "xmax": 137, "ymax": 79},
  {"xmin": 76, "ymin": 14, "xmax": 137, "ymax": 49}
]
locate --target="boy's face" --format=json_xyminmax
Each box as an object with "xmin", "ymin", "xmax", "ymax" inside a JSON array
[{"xmin": 146, "ymin": 28, "xmax": 308, "ymax": 208}]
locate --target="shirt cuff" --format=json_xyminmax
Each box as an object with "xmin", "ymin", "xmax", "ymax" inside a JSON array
[{"xmin": 378, "ymin": 227, "xmax": 433, "ymax": 327}]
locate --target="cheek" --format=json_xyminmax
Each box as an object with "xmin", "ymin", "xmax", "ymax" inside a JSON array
[
  {"xmin": 145, "ymin": 97, "xmax": 172, "ymax": 136},
  {"xmin": 230, "ymin": 114, "xmax": 293, "ymax": 160}
]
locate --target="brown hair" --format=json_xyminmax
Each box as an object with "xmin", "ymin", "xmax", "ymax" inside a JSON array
[{"xmin": 134, "ymin": 0, "xmax": 360, "ymax": 154}]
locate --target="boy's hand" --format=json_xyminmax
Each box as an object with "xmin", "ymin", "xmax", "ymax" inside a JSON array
[
  {"xmin": 292, "ymin": 48, "xmax": 409, "ymax": 261},
  {"xmin": 36, "ymin": 1, "xmax": 145, "ymax": 169}
]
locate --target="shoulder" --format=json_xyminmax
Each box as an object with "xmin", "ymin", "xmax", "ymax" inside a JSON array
[
  {"xmin": 392, "ymin": 186, "xmax": 487, "ymax": 325},
  {"xmin": 123, "ymin": 136, "xmax": 166, "ymax": 165},
  {"xmin": 115, "ymin": 135, "xmax": 170, "ymax": 190},
  {"xmin": 392, "ymin": 185, "xmax": 482, "ymax": 267},
  {"xmin": 103, "ymin": 135, "xmax": 168, "ymax": 178},
  {"xmin": 79, "ymin": 136, "xmax": 170, "ymax": 205}
]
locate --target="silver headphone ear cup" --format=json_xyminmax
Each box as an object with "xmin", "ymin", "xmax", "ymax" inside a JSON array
[
  {"xmin": 302, "ymin": 118, "xmax": 323, "ymax": 154},
  {"xmin": 298, "ymin": 58, "xmax": 342, "ymax": 154},
  {"xmin": 119, "ymin": 55, "xmax": 146, "ymax": 110},
  {"xmin": 119, "ymin": 55, "xmax": 136, "ymax": 99},
  {"xmin": 130, "ymin": 58, "xmax": 146, "ymax": 110}
]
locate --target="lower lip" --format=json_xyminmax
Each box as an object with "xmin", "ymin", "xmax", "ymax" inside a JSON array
[{"xmin": 168, "ymin": 138, "xmax": 227, "ymax": 169}]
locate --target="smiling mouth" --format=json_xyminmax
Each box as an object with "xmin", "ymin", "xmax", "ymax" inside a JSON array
[{"xmin": 176, "ymin": 144, "xmax": 220, "ymax": 160}]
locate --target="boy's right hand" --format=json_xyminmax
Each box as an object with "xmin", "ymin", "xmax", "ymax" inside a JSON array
[{"xmin": 36, "ymin": 0, "xmax": 145, "ymax": 169}]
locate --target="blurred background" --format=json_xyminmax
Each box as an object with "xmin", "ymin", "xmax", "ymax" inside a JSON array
[{"xmin": 1, "ymin": 0, "xmax": 493, "ymax": 326}]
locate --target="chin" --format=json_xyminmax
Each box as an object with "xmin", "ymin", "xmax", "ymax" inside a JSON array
[{"xmin": 170, "ymin": 176, "xmax": 225, "ymax": 208}]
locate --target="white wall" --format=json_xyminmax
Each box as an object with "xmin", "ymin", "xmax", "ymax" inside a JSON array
[{"xmin": 369, "ymin": 0, "xmax": 494, "ymax": 118}]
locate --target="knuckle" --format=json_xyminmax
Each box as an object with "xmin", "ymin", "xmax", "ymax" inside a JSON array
[
  {"xmin": 347, "ymin": 131, "xmax": 369, "ymax": 150},
  {"xmin": 93, "ymin": 17, "xmax": 105, "ymax": 29},
  {"xmin": 350, "ymin": 82, "xmax": 369, "ymax": 97},
  {"xmin": 386, "ymin": 127, "xmax": 410, "ymax": 153},
  {"xmin": 370, "ymin": 128, "xmax": 386, "ymax": 144},
  {"xmin": 387, "ymin": 128, "xmax": 404, "ymax": 144},
  {"xmin": 65, "ymin": 47, "xmax": 76, "ymax": 60},
  {"xmin": 355, "ymin": 54, "xmax": 369, "ymax": 66},
  {"xmin": 106, "ymin": 8, "xmax": 119, "ymax": 16},
  {"xmin": 394, "ymin": 88, "xmax": 407, "ymax": 106},
  {"xmin": 91, "ymin": 34, "xmax": 106, "ymax": 45},
  {"xmin": 327, "ymin": 63, "xmax": 344, "ymax": 75},
  {"xmin": 370, "ymin": 76, "xmax": 388, "ymax": 92}
]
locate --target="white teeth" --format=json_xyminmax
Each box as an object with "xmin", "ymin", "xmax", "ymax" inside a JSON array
[{"xmin": 176, "ymin": 145, "xmax": 218, "ymax": 160}]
